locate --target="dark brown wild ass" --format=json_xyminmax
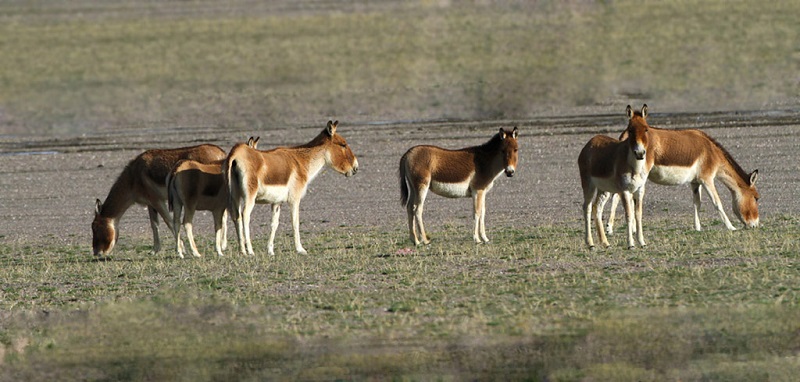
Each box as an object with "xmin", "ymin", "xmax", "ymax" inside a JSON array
[
  {"xmin": 167, "ymin": 137, "xmax": 259, "ymax": 258},
  {"xmin": 399, "ymin": 127, "xmax": 519, "ymax": 245},
  {"xmin": 92, "ymin": 144, "xmax": 226, "ymax": 256}
]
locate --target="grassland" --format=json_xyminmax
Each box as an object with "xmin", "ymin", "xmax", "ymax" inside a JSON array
[
  {"xmin": 1, "ymin": 216, "xmax": 798, "ymax": 380},
  {"xmin": 1, "ymin": 0, "xmax": 799, "ymax": 380},
  {"xmin": 0, "ymin": 0, "xmax": 797, "ymax": 136}
]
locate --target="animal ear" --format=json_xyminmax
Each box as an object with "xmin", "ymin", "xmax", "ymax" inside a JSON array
[
  {"xmin": 95, "ymin": 199, "xmax": 102, "ymax": 215},
  {"xmin": 499, "ymin": 127, "xmax": 506, "ymax": 140},
  {"xmin": 326, "ymin": 120, "xmax": 338, "ymax": 136},
  {"xmin": 626, "ymin": 105, "xmax": 633, "ymax": 119},
  {"xmin": 749, "ymin": 169, "xmax": 758, "ymax": 185},
  {"xmin": 641, "ymin": 104, "xmax": 648, "ymax": 118},
  {"xmin": 512, "ymin": 126, "xmax": 518, "ymax": 139},
  {"xmin": 253, "ymin": 136, "xmax": 260, "ymax": 149}
]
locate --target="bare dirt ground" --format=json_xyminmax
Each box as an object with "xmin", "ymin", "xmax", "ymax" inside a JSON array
[{"xmin": 1, "ymin": 110, "xmax": 798, "ymax": 252}]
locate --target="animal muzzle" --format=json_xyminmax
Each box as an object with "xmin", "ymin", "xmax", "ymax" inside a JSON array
[
  {"xmin": 505, "ymin": 166, "xmax": 516, "ymax": 177},
  {"xmin": 634, "ymin": 149, "xmax": 646, "ymax": 160},
  {"xmin": 345, "ymin": 160, "xmax": 359, "ymax": 177},
  {"xmin": 745, "ymin": 218, "xmax": 759, "ymax": 229}
]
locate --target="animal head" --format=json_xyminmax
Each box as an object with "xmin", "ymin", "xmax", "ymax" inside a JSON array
[
  {"xmin": 323, "ymin": 120, "xmax": 359, "ymax": 177},
  {"xmin": 499, "ymin": 126, "xmax": 519, "ymax": 177},
  {"xmin": 92, "ymin": 199, "xmax": 117, "ymax": 256},
  {"xmin": 625, "ymin": 104, "xmax": 650, "ymax": 160},
  {"xmin": 734, "ymin": 169, "xmax": 760, "ymax": 228}
]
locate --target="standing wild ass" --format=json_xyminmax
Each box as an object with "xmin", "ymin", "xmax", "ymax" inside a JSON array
[
  {"xmin": 399, "ymin": 127, "xmax": 519, "ymax": 245},
  {"xmin": 92, "ymin": 144, "xmax": 226, "ymax": 256},
  {"xmin": 167, "ymin": 137, "xmax": 259, "ymax": 258},
  {"xmin": 578, "ymin": 105, "xmax": 654, "ymax": 249},
  {"xmin": 601, "ymin": 112, "xmax": 759, "ymax": 233},
  {"xmin": 225, "ymin": 121, "xmax": 359, "ymax": 256}
]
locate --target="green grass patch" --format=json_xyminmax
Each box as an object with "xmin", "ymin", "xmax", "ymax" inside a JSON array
[
  {"xmin": 0, "ymin": 215, "xmax": 798, "ymax": 379},
  {"xmin": 0, "ymin": 1, "xmax": 797, "ymax": 135}
]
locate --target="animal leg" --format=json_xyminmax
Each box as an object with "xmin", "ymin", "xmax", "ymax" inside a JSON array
[
  {"xmin": 691, "ymin": 183, "xmax": 703, "ymax": 231},
  {"xmin": 597, "ymin": 192, "xmax": 613, "ymax": 236},
  {"xmin": 479, "ymin": 190, "xmax": 489, "ymax": 243},
  {"xmin": 291, "ymin": 201, "xmax": 307, "ymax": 255},
  {"xmin": 220, "ymin": 209, "xmax": 228, "ymax": 252},
  {"xmin": 242, "ymin": 195, "xmax": 256, "ymax": 256},
  {"xmin": 634, "ymin": 186, "xmax": 646, "ymax": 247},
  {"xmin": 406, "ymin": 200, "xmax": 419, "ymax": 245},
  {"xmin": 621, "ymin": 191, "xmax": 637, "ymax": 249},
  {"xmin": 183, "ymin": 207, "xmax": 202, "ymax": 258},
  {"xmin": 473, "ymin": 190, "xmax": 489, "ymax": 243},
  {"xmin": 268, "ymin": 204, "xmax": 281, "ymax": 256},
  {"xmin": 172, "ymin": 201, "xmax": 185, "ymax": 259},
  {"xmin": 213, "ymin": 209, "xmax": 226, "ymax": 257},
  {"xmin": 593, "ymin": 195, "xmax": 610, "ymax": 248},
  {"xmin": 414, "ymin": 186, "xmax": 431, "ymax": 245},
  {"xmin": 703, "ymin": 181, "xmax": 737, "ymax": 230},
  {"xmin": 148, "ymin": 207, "xmax": 162, "ymax": 254},
  {"xmin": 583, "ymin": 187, "xmax": 596, "ymax": 249}
]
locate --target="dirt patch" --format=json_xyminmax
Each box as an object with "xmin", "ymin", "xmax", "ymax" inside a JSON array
[{"xmin": 1, "ymin": 110, "xmax": 798, "ymax": 251}]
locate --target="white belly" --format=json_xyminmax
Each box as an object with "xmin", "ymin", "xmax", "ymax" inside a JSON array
[
  {"xmin": 649, "ymin": 163, "xmax": 699, "ymax": 185},
  {"xmin": 256, "ymin": 184, "xmax": 290, "ymax": 204},
  {"xmin": 430, "ymin": 179, "xmax": 472, "ymax": 198}
]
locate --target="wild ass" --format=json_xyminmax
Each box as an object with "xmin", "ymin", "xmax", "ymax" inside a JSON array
[
  {"xmin": 578, "ymin": 105, "xmax": 654, "ymax": 249},
  {"xmin": 601, "ymin": 113, "xmax": 759, "ymax": 233},
  {"xmin": 92, "ymin": 144, "xmax": 226, "ymax": 256},
  {"xmin": 167, "ymin": 137, "xmax": 259, "ymax": 258},
  {"xmin": 225, "ymin": 121, "xmax": 359, "ymax": 256},
  {"xmin": 399, "ymin": 127, "xmax": 519, "ymax": 245}
]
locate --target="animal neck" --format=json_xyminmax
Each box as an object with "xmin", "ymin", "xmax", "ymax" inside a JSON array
[{"xmin": 99, "ymin": 168, "xmax": 136, "ymax": 219}]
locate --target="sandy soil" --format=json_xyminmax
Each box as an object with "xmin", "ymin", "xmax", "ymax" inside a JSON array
[{"xmin": 1, "ymin": 110, "xmax": 798, "ymax": 252}]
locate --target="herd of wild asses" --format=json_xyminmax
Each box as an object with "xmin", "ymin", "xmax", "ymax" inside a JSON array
[{"xmin": 92, "ymin": 105, "xmax": 760, "ymax": 257}]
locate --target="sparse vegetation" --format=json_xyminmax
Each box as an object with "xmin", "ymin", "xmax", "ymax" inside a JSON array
[{"xmin": 1, "ymin": 217, "xmax": 798, "ymax": 380}]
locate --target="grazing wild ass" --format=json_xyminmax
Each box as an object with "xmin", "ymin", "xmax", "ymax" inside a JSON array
[
  {"xmin": 167, "ymin": 137, "xmax": 259, "ymax": 258},
  {"xmin": 578, "ymin": 105, "xmax": 654, "ymax": 249},
  {"xmin": 225, "ymin": 121, "xmax": 359, "ymax": 256},
  {"xmin": 92, "ymin": 144, "xmax": 227, "ymax": 256},
  {"xmin": 601, "ymin": 113, "xmax": 759, "ymax": 233},
  {"xmin": 399, "ymin": 127, "xmax": 519, "ymax": 245}
]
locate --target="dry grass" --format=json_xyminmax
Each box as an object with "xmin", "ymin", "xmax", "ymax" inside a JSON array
[{"xmin": 0, "ymin": 216, "xmax": 798, "ymax": 380}]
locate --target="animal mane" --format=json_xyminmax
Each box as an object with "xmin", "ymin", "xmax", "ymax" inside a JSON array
[{"xmin": 702, "ymin": 131, "xmax": 752, "ymax": 185}]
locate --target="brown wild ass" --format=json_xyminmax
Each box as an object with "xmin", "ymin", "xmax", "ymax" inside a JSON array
[
  {"xmin": 167, "ymin": 137, "xmax": 260, "ymax": 258},
  {"xmin": 92, "ymin": 144, "xmax": 227, "ymax": 256},
  {"xmin": 601, "ymin": 114, "xmax": 759, "ymax": 233},
  {"xmin": 225, "ymin": 121, "xmax": 359, "ymax": 256},
  {"xmin": 399, "ymin": 127, "xmax": 519, "ymax": 245},
  {"xmin": 578, "ymin": 105, "xmax": 654, "ymax": 249}
]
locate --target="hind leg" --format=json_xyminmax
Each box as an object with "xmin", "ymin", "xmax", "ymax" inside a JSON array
[
  {"xmin": 172, "ymin": 201, "xmax": 185, "ymax": 258},
  {"xmin": 183, "ymin": 206, "xmax": 202, "ymax": 258},
  {"xmin": 213, "ymin": 208, "xmax": 226, "ymax": 257},
  {"xmin": 414, "ymin": 186, "xmax": 431, "ymax": 245},
  {"xmin": 267, "ymin": 204, "xmax": 281, "ymax": 256},
  {"xmin": 634, "ymin": 186, "xmax": 646, "ymax": 247},
  {"xmin": 603, "ymin": 192, "xmax": 618, "ymax": 236},
  {"xmin": 241, "ymin": 195, "xmax": 257, "ymax": 256},
  {"xmin": 148, "ymin": 207, "xmax": 163, "ymax": 254},
  {"xmin": 583, "ymin": 186, "xmax": 597, "ymax": 249},
  {"xmin": 691, "ymin": 182, "xmax": 703, "ymax": 231}
]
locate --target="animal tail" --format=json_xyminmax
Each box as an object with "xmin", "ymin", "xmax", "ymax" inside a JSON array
[
  {"xmin": 166, "ymin": 170, "xmax": 176, "ymax": 212},
  {"xmin": 224, "ymin": 150, "xmax": 244, "ymax": 218},
  {"xmin": 399, "ymin": 153, "xmax": 409, "ymax": 207}
]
